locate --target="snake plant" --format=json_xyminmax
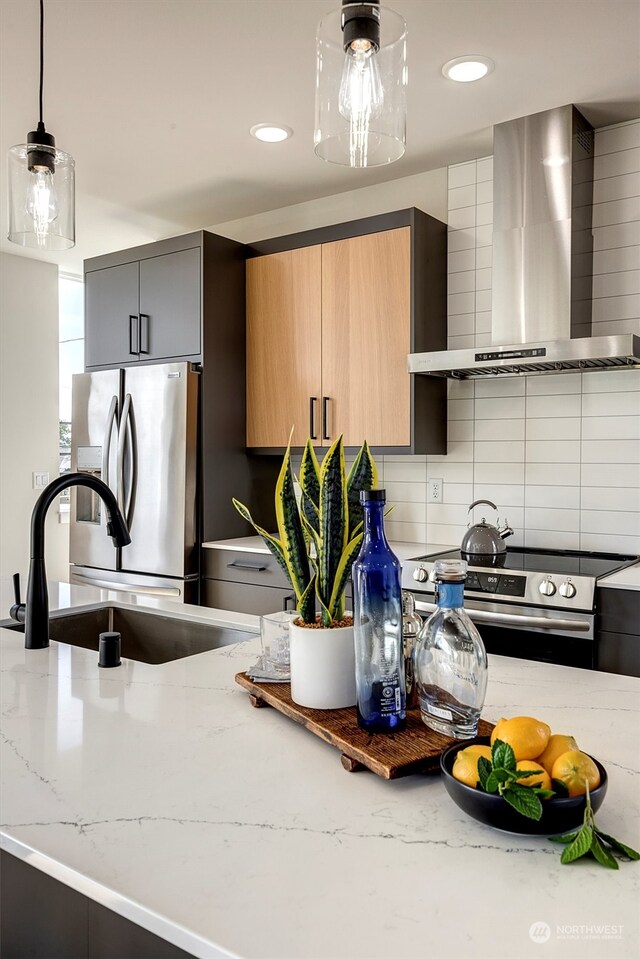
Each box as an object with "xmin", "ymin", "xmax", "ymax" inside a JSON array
[{"xmin": 233, "ymin": 436, "xmax": 378, "ymax": 627}]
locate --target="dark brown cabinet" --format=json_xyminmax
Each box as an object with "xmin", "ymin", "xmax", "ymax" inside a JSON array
[
  {"xmin": 597, "ymin": 586, "xmax": 640, "ymax": 677},
  {"xmin": 85, "ymin": 237, "xmax": 202, "ymax": 369}
]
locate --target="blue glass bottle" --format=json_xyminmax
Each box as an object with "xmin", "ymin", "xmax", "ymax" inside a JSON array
[{"xmin": 352, "ymin": 489, "xmax": 406, "ymax": 732}]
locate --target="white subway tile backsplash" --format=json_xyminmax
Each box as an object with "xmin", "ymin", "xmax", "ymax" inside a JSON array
[
  {"xmin": 593, "ymin": 220, "xmax": 640, "ymax": 250},
  {"xmin": 427, "ymin": 503, "xmax": 470, "ymax": 526},
  {"xmin": 474, "ymin": 418, "xmax": 525, "ymax": 441},
  {"xmin": 386, "ymin": 521, "xmax": 428, "ymax": 544},
  {"xmin": 581, "ymin": 439, "xmax": 640, "ymax": 463},
  {"xmin": 581, "ymin": 487, "xmax": 640, "ymax": 512},
  {"xmin": 581, "ymin": 510, "xmax": 640, "ymax": 536},
  {"xmin": 448, "ymin": 229, "xmax": 476, "ymax": 252},
  {"xmin": 474, "ymin": 462, "xmax": 525, "ymax": 484},
  {"xmin": 525, "ymin": 440, "xmax": 581, "ymax": 462},
  {"xmin": 591, "ymin": 318, "xmax": 640, "ymax": 336},
  {"xmin": 448, "ymin": 291, "xmax": 476, "ymax": 315},
  {"xmin": 526, "ymin": 463, "xmax": 581, "ymax": 486},
  {"xmin": 443, "ymin": 482, "xmax": 474, "ymax": 504},
  {"xmin": 525, "ymin": 507, "xmax": 580, "ymax": 533},
  {"xmin": 473, "ymin": 483, "xmax": 525, "ymax": 507},
  {"xmin": 448, "ymin": 270, "xmax": 476, "ymax": 294},
  {"xmin": 448, "ymin": 399, "xmax": 474, "ymax": 420},
  {"xmin": 430, "ymin": 441, "xmax": 474, "ymax": 463},
  {"xmin": 525, "ymin": 485, "xmax": 580, "ymax": 509},
  {"xmin": 593, "ymin": 246, "xmax": 640, "ymax": 274},
  {"xmin": 448, "ymin": 161, "xmax": 476, "ymax": 188},
  {"xmin": 582, "ymin": 390, "xmax": 640, "ymax": 416},
  {"xmin": 476, "ymin": 179, "xmax": 493, "ymax": 204},
  {"xmin": 582, "ymin": 415, "xmax": 640, "ymax": 440},
  {"xmin": 526, "ymin": 417, "xmax": 581, "ymax": 440},
  {"xmin": 448, "ymin": 248, "xmax": 475, "ymax": 273},
  {"xmin": 475, "ymin": 224, "xmax": 493, "ymax": 248},
  {"xmin": 580, "ymin": 531, "xmax": 640, "ymax": 553},
  {"xmin": 580, "ymin": 462, "xmax": 640, "ymax": 488},
  {"xmin": 525, "ymin": 530, "xmax": 581, "ymax": 550},
  {"xmin": 475, "ymin": 310, "xmax": 492, "ymax": 333},
  {"xmin": 594, "ymin": 172, "xmax": 640, "ymax": 204},
  {"xmin": 448, "ymin": 314, "xmax": 475, "ymax": 337},
  {"xmin": 447, "ymin": 333, "xmax": 476, "ymax": 350},
  {"xmin": 427, "ymin": 462, "xmax": 474, "ymax": 484},
  {"xmin": 594, "ymin": 147, "xmax": 640, "ymax": 180},
  {"xmin": 426, "ymin": 523, "xmax": 467, "ymax": 546},
  {"xmin": 475, "ymin": 246, "xmax": 492, "ymax": 270},
  {"xmin": 475, "ymin": 289, "xmax": 492, "ymax": 312},
  {"xmin": 475, "ymin": 377, "xmax": 525, "ymax": 398},
  {"xmin": 448, "ymin": 420, "xmax": 474, "ymax": 442},
  {"xmin": 474, "ymin": 440, "xmax": 525, "ymax": 462},
  {"xmin": 476, "ymin": 157, "xmax": 493, "ymax": 182},
  {"xmin": 385, "ymin": 481, "xmax": 428, "ymax": 504},
  {"xmin": 582, "ymin": 368, "xmax": 640, "ymax": 392},
  {"xmin": 592, "ymin": 196, "xmax": 640, "ymax": 228},
  {"xmin": 475, "ymin": 267, "xmax": 492, "ymax": 291},
  {"xmin": 592, "ymin": 292, "xmax": 640, "ymax": 321},
  {"xmin": 475, "ymin": 396, "xmax": 525, "ymax": 419},
  {"xmin": 527, "ymin": 393, "xmax": 582, "ymax": 418},
  {"xmin": 448, "ymin": 206, "xmax": 476, "ymax": 231},
  {"xmin": 595, "ymin": 121, "xmax": 640, "ymax": 157},
  {"xmin": 449, "ymin": 379, "xmax": 475, "ymax": 399},
  {"xmin": 593, "ymin": 270, "xmax": 640, "ymax": 298},
  {"xmin": 474, "ymin": 333, "xmax": 492, "ymax": 347},
  {"xmin": 476, "ymin": 202, "xmax": 493, "ymax": 226},
  {"xmin": 524, "ymin": 373, "xmax": 582, "ymax": 395},
  {"xmin": 383, "ymin": 461, "xmax": 427, "ymax": 483},
  {"xmin": 449, "ymin": 184, "xmax": 476, "ymax": 210},
  {"xmin": 389, "ymin": 501, "xmax": 428, "ymax": 524}
]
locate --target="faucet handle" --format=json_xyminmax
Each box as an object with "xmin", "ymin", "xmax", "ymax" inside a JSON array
[{"xmin": 10, "ymin": 573, "xmax": 26, "ymax": 623}]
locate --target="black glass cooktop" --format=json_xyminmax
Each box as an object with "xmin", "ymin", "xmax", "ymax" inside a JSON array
[{"xmin": 415, "ymin": 547, "xmax": 639, "ymax": 580}]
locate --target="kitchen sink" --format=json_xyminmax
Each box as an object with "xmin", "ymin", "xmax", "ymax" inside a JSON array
[{"xmin": 1, "ymin": 606, "xmax": 253, "ymax": 665}]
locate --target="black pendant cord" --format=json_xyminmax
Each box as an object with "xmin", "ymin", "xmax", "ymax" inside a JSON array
[{"xmin": 38, "ymin": 0, "xmax": 44, "ymax": 127}]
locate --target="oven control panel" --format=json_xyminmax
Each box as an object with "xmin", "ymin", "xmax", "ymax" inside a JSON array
[{"xmin": 465, "ymin": 571, "xmax": 526, "ymax": 597}]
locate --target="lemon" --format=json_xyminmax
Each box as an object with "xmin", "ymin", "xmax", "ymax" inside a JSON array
[
  {"xmin": 551, "ymin": 750, "xmax": 601, "ymax": 797},
  {"xmin": 515, "ymin": 760, "xmax": 552, "ymax": 791},
  {"xmin": 452, "ymin": 745, "xmax": 493, "ymax": 788},
  {"xmin": 537, "ymin": 734, "xmax": 579, "ymax": 776},
  {"xmin": 489, "ymin": 716, "xmax": 551, "ymax": 761}
]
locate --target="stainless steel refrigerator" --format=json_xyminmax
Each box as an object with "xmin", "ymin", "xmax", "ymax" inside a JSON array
[{"xmin": 69, "ymin": 362, "xmax": 199, "ymax": 602}]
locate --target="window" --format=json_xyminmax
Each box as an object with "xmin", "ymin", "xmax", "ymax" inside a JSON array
[{"xmin": 59, "ymin": 274, "xmax": 84, "ymax": 476}]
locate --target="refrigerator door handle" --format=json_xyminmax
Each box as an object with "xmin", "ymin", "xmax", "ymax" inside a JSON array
[
  {"xmin": 101, "ymin": 395, "xmax": 118, "ymax": 492},
  {"xmin": 117, "ymin": 393, "xmax": 134, "ymax": 523},
  {"xmin": 71, "ymin": 572, "xmax": 181, "ymax": 597}
]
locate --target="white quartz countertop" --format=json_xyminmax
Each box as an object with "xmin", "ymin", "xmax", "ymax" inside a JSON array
[
  {"xmin": 1, "ymin": 585, "xmax": 639, "ymax": 959},
  {"xmin": 599, "ymin": 562, "xmax": 640, "ymax": 591}
]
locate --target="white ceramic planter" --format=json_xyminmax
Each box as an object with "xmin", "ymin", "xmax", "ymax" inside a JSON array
[{"xmin": 289, "ymin": 619, "xmax": 356, "ymax": 709}]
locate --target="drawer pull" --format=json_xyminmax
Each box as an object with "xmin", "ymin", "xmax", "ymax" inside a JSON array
[{"xmin": 227, "ymin": 560, "xmax": 268, "ymax": 572}]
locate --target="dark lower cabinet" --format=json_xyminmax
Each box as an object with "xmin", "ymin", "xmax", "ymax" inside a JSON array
[
  {"xmin": 0, "ymin": 851, "xmax": 195, "ymax": 959},
  {"xmin": 596, "ymin": 586, "xmax": 640, "ymax": 677}
]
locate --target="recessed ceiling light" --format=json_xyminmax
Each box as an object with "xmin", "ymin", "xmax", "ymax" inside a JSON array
[
  {"xmin": 442, "ymin": 56, "xmax": 495, "ymax": 83},
  {"xmin": 250, "ymin": 124, "xmax": 293, "ymax": 143}
]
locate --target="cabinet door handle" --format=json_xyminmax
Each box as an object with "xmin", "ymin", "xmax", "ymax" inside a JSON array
[
  {"xmin": 227, "ymin": 560, "xmax": 268, "ymax": 572},
  {"xmin": 139, "ymin": 314, "xmax": 150, "ymax": 354},
  {"xmin": 322, "ymin": 396, "xmax": 330, "ymax": 441},
  {"xmin": 129, "ymin": 315, "xmax": 139, "ymax": 355},
  {"xmin": 283, "ymin": 593, "xmax": 297, "ymax": 612},
  {"xmin": 309, "ymin": 397, "xmax": 318, "ymax": 440}
]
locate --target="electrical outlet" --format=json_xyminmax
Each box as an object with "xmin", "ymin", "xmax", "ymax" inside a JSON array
[
  {"xmin": 32, "ymin": 471, "xmax": 49, "ymax": 490},
  {"xmin": 428, "ymin": 478, "xmax": 443, "ymax": 503}
]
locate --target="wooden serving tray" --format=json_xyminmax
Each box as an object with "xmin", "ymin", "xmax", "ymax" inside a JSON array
[{"xmin": 235, "ymin": 672, "xmax": 494, "ymax": 780}]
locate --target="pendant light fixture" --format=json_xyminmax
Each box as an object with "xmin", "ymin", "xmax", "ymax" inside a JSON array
[
  {"xmin": 7, "ymin": 0, "xmax": 75, "ymax": 250},
  {"xmin": 314, "ymin": 0, "xmax": 407, "ymax": 168}
]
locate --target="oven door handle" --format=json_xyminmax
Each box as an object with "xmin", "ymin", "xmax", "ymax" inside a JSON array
[{"xmin": 414, "ymin": 601, "xmax": 592, "ymax": 632}]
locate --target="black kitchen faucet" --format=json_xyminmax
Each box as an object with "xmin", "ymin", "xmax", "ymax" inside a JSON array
[{"xmin": 10, "ymin": 473, "xmax": 130, "ymax": 649}]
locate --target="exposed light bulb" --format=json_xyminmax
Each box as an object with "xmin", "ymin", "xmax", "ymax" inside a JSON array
[
  {"xmin": 25, "ymin": 168, "xmax": 58, "ymax": 245},
  {"xmin": 338, "ymin": 40, "xmax": 384, "ymax": 167}
]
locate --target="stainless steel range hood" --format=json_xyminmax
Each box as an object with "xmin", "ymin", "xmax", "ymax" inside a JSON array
[{"xmin": 408, "ymin": 105, "xmax": 640, "ymax": 378}]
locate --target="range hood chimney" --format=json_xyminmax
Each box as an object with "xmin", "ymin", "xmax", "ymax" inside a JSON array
[{"xmin": 408, "ymin": 104, "xmax": 640, "ymax": 378}]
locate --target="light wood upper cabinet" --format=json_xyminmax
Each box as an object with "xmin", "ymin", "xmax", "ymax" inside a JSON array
[
  {"xmin": 322, "ymin": 228, "xmax": 411, "ymax": 447},
  {"xmin": 246, "ymin": 209, "xmax": 447, "ymax": 454},
  {"xmin": 246, "ymin": 246, "xmax": 322, "ymax": 449}
]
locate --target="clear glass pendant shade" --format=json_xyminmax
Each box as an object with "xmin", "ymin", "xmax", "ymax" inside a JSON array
[
  {"xmin": 314, "ymin": 3, "xmax": 407, "ymax": 168},
  {"xmin": 7, "ymin": 142, "xmax": 75, "ymax": 250}
]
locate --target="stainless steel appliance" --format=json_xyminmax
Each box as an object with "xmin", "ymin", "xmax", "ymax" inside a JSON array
[
  {"xmin": 408, "ymin": 104, "xmax": 640, "ymax": 378},
  {"xmin": 403, "ymin": 548, "xmax": 639, "ymax": 669},
  {"xmin": 69, "ymin": 362, "xmax": 199, "ymax": 602}
]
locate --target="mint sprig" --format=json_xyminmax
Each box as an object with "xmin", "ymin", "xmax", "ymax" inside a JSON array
[
  {"xmin": 476, "ymin": 739, "xmax": 550, "ymax": 821},
  {"xmin": 551, "ymin": 783, "xmax": 640, "ymax": 869}
]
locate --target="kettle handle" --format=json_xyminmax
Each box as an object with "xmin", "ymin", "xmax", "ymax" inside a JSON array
[{"xmin": 467, "ymin": 498, "xmax": 498, "ymax": 515}]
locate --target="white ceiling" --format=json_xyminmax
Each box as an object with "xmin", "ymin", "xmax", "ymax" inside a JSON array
[{"xmin": 1, "ymin": 0, "xmax": 639, "ymax": 273}]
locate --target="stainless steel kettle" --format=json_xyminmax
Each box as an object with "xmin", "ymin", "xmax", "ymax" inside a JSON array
[{"xmin": 461, "ymin": 499, "xmax": 513, "ymax": 557}]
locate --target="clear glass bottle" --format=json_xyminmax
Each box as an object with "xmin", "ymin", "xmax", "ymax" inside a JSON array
[
  {"xmin": 413, "ymin": 560, "xmax": 488, "ymax": 739},
  {"xmin": 402, "ymin": 591, "xmax": 421, "ymax": 710},
  {"xmin": 352, "ymin": 489, "xmax": 406, "ymax": 732}
]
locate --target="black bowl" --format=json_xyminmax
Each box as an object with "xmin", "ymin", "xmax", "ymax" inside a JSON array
[{"xmin": 440, "ymin": 737, "xmax": 608, "ymax": 836}]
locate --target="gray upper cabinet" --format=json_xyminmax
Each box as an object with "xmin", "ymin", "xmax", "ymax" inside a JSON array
[
  {"xmin": 139, "ymin": 248, "xmax": 201, "ymax": 361},
  {"xmin": 85, "ymin": 262, "xmax": 140, "ymax": 368},
  {"xmin": 84, "ymin": 238, "xmax": 202, "ymax": 370}
]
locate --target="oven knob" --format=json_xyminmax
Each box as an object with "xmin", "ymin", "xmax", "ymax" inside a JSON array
[
  {"xmin": 559, "ymin": 580, "xmax": 577, "ymax": 599},
  {"xmin": 539, "ymin": 577, "xmax": 556, "ymax": 596},
  {"xmin": 413, "ymin": 566, "xmax": 428, "ymax": 583}
]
